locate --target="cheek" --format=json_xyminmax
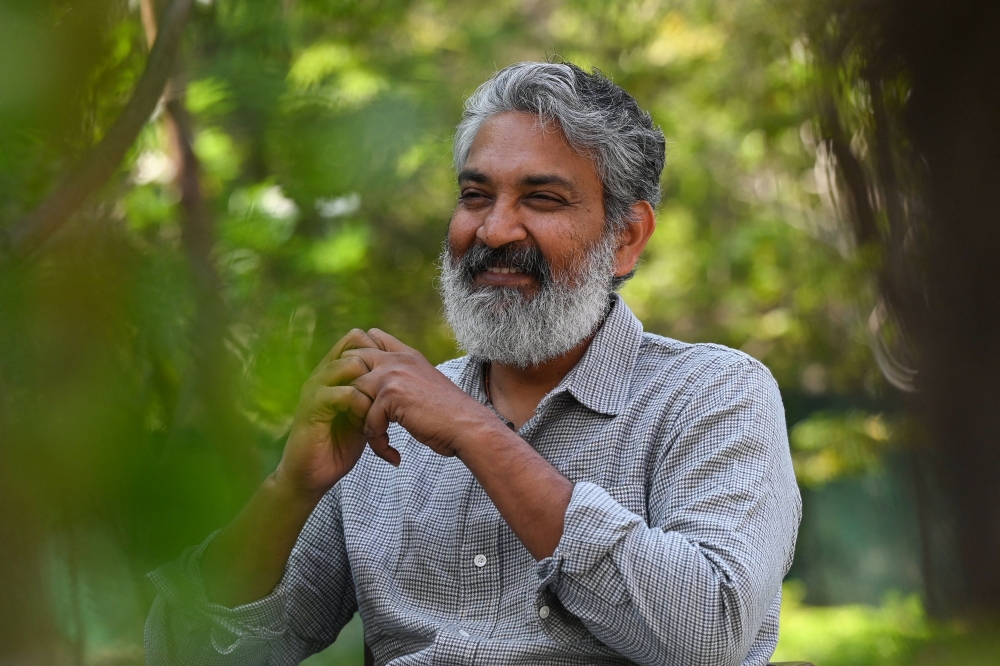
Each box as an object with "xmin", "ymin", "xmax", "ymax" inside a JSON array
[
  {"xmin": 530, "ymin": 215, "xmax": 606, "ymax": 276},
  {"xmin": 447, "ymin": 211, "xmax": 479, "ymax": 253},
  {"xmin": 530, "ymin": 213, "xmax": 602, "ymax": 253}
]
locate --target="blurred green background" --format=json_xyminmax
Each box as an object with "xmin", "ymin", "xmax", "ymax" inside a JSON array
[{"xmin": 1, "ymin": 0, "xmax": 997, "ymax": 665}]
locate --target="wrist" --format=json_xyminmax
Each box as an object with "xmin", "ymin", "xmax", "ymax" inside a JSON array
[
  {"xmin": 266, "ymin": 467, "xmax": 329, "ymax": 511},
  {"xmin": 451, "ymin": 405, "xmax": 516, "ymax": 460}
]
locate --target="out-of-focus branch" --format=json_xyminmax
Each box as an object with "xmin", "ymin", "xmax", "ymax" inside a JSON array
[
  {"xmin": 140, "ymin": 0, "xmax": 252, "ymax": 481},
  {"xmin": 166, "ymin": 97, "xmax": 220, "ymax": 292},
  {"xmin": 819, "ymin": 96, "xmax": 880, "ymax": 248},
  {"xmin": 818, "ymin": 85, "xmax": 922, "ymax": 389},
  {"xmin": 141, "ymin": 0, "xmax": 218, "ymax": 294},
  {"xmin": 5, "ymin": 0, "xmax": 194, "ymax": 259},
  {"xmin": 868, "ymin": 298, "xmax": 917, "ymax": 392}
]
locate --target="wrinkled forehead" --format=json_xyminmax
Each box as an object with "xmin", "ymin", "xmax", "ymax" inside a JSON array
[
  {"xmin": 458, "ymin": 109, "xmax": 597, "ymax": 170},
  {"xmin": 459, "ymin": 111, "xmax": 602, "ymax": 194}
]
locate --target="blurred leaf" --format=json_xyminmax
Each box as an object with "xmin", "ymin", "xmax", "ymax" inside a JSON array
[
  {"xmin": 309, "ymin": 222, "xmax": 369, "ymax": 274},
  {"xmin": 186, "ymin": 77, "xmax": 236, "ymax": 118},
  {"xmin": 791, "ymin": 411, "xmax": 895, "ymax": 486}
]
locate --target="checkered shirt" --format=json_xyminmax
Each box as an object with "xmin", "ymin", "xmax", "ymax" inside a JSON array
[{"xmin": 145, "ymin": 294, "xmax": 801, "ymax": 666}]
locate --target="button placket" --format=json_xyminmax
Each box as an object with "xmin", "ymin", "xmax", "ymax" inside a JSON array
[{"xmin": 459, "ymin": 483, "xmax": 502, "ymax": 628}]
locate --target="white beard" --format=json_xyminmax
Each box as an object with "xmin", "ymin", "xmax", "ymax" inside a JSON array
[{"xmin": 438, "ymin": 236, "xmax": 617, "ymax": 368}]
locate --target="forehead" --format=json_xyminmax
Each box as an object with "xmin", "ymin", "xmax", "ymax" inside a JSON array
[{"xmin": 462, "ymin": 111, "xmax": 601, "ymax": 191}]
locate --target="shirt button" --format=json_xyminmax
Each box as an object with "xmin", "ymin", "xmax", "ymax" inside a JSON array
[
  {"xmin": 538, "ymin": 605, "xmax": 550, "ymax": 619},
  {"xmin": 458, "ymin": 629, "xmax": 470, "ymax": 638},
  {"xmin": 473, "ymin": 554, "xmax": 487, "ymax": 568}
]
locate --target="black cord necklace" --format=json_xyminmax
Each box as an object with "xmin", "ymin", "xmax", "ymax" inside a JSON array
[{"xmin": 483, "ymin": 361, "xmax": 516, "ymax": 430}]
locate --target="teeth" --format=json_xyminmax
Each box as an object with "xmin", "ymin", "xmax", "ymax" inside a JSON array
[{"xmin": 487, "ymin": 266, "xmax": 522, "ymax": 274}]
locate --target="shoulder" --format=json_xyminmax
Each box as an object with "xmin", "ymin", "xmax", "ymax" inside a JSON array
[
  {"xmin": 639, "ymin": 332, "xmax": 773, "ymax": 380},
  {"xmin": 633, "ymin": 333, "xmax": 779, "ymax": 407}
]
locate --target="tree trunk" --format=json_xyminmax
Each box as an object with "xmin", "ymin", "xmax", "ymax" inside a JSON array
[{"xmin": 817, "ymin": 0, "xmax": 1000, "ymax": 618}]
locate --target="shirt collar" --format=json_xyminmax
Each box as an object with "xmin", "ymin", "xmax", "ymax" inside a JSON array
[
  {"xmin": 454, "ymin": 352, "xmax": 487, "ymax": 402},
  {"xmin": 556, "ymin": 293, "xmax": 643, "ymax": 417},
  {"xmin": 451, "ymin": 293, "xmax": 644, "ymax": 416}
]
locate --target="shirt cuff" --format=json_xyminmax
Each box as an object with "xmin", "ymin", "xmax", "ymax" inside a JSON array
[
  {"xmin": 146, "ymin": 530, "xmax": 288, "ymax": 650},
  {"xmin": 536, "ymin": 482, "xmax": 643, "ymax": 603}
]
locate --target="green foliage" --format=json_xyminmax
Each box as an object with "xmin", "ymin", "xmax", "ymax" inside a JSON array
[
  {"xmin": 775, "ymin": 582, "xmax": 931, "ymax": 665},
  {"xmin": 790, "ymin": 410, "xmax": 895, "ymax": 487},
  {"xmin": 775, "ymin": 582, "xmax": 1000, "ymax": 666}
]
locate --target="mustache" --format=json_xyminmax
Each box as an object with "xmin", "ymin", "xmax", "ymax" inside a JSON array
[{"xmin": 452, "ymin": 243, "xmax": 552, "ymax": 286}]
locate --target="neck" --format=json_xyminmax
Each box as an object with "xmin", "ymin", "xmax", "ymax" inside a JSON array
[{"xmin": 487, "ymin": 333, "xmax": 595, "ymax": 429}]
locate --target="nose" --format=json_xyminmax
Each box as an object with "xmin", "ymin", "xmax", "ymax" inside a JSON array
[{"xmin": 476, "ymin": 194, "xmax": 528, "ymax": 248}]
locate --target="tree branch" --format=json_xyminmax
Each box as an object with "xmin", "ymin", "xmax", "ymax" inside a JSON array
[
  {"xmin": 6, "ymin": 0, "xmax": 194, "ymax": 258},
  {"xmin": 819, "ymin": 95, "xmax": 881, "ymax": 248}
]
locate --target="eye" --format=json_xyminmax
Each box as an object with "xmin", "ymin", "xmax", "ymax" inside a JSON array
[
  {"xmin": 459, "ymin": 191, "xmax": 490, "ymax": 206},
  {"xmin": 526, "ymin": 192, "xmax": 565, "ymax": 206}
]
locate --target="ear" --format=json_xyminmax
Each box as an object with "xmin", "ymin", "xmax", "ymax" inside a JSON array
[{"xmin": 613, "ymin": 201, "xmax": 656, "ymax": 278}]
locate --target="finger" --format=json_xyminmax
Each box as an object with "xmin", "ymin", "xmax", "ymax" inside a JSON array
[
  {"xmin": 361, "ymin": 391, "xmax": 399, "ymax": 466},
  {"xmin": 313, "ymin": 356, "xmax": 371, "ymax": 388},
  {"xmin": 348, "ymin": 363, "xmax": 392, "ymax": 403},
  {"xmin": 334, "ymin": 328, "xmax": 380, "ymax": 357},
  {"xmin": 362, "ymin": 393, "xmax": 393, "ymax": 450},
  {"xmin": 310, "ymin": 385, "xmax": 372, "ymax": 422},
  {"xmin": 319, "ymin": 390, "xmax": 397, "ymax": 467},
  {"xmin": 341, "ymin": 347, "xmax": 382, "ymax": 371},
  {"xmin": 367, "ymin": 433, "xmax": 401, "ymax": 468},
  {"xmin": 367, "ymin": 328, "xmax": 413, "ymax": 354},
  {"xmin": 312, "ymin": 328, "xmax": 380, "ymax": 372}
]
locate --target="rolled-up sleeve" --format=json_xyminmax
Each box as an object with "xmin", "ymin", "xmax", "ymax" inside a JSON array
[
  {"xmin": 144, "ymin": 486, "xmax": 357, "ymax": 666},
  {"xmin": 537, "ymin": 358, "xmax": 801, "ymax": 666}
]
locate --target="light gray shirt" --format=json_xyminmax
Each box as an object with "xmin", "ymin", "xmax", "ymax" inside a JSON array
[{"xmin": 145, "ymin": 295, "xmax": 801, "ymax": 666}]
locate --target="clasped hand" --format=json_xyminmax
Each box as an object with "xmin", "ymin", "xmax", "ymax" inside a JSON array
[{"xmin": 274, "ymin": 327, "xmax": 492, "ymax": 498}]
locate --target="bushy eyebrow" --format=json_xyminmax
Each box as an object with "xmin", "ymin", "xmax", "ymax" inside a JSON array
[
  {"xmin": 458, "ymin": 169, "xmax": 579, "ymax": 196},
  {"xmin": 458, "ymin": 169, "xmax": 490, "ymax": 185},
  {"xmin": 520, "ymin": 173, "xmax": 577, "ymax": 195}
]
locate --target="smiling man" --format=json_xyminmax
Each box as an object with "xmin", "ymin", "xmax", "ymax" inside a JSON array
[{"xmin": 146, "ymin": 62, "xmax": 801, "ymax": 666}]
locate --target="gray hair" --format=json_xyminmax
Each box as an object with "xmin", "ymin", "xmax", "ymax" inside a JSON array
[{"xmin": 454, "ymin": 61, "xmax": 666, "ymax": 236}]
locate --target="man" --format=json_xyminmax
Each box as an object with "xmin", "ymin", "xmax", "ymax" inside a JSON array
[{"xmin": 145, "ymin": 62, "xmax": 800, "ymax": 666}]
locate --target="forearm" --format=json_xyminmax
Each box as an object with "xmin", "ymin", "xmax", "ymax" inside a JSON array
[
  {"xmin": 455, "ymin": 417, "xmax": 573, "ymax": 559},
  {"xmin": 201, "ymin": 473, "xmax": 324, "ymax": 607},
  {"xmin": 547, "ymin": 482, "xmax": 788, "ymax": 666}
]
